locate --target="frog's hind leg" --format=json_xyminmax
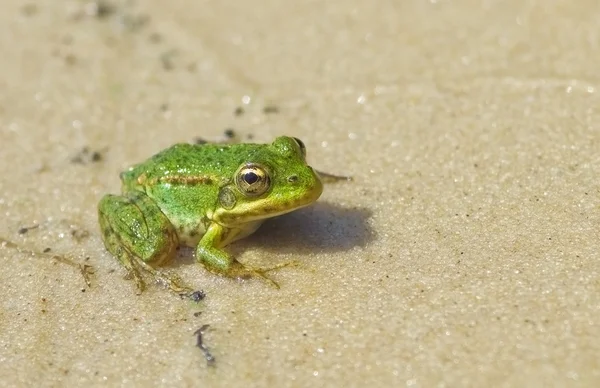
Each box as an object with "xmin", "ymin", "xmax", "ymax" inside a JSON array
[{"xmin": 98, "ymin": 191, "xmax": 193, "ymax": 295}]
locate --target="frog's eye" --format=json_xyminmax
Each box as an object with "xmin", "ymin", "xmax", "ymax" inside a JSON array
[
  {"xmin": 292, "ymin": 137, "xmax": 306, "ymax": 158},
  {"xmin": 236, "ymin": 164, "xmax": 271, "ymax": 197}
]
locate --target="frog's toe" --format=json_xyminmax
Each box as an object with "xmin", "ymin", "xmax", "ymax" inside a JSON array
[
  {"xmin": 253, "ymin": 261, "xmax": 301, "ymax": 289},
  {"xmin": 241, "ymin": 260, "xmax": 301, "ymax": 289},
  {"xmin": 156, "ymin": 271, "xmax": 194, "ymax": 295},
  {"xmin": 135, "ymin": 259, "xmax": 194, "ymax": 295},
  {"xmin": 124, "ymin": 268, "xmax": 147, "ymax": 294}
]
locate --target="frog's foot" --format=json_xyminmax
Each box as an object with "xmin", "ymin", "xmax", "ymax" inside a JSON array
[
  {"xmin": 251, "ymin": 260, "xmax": 300, "ymax": 289},
  {"xmin": 197, "ymin": 223, "xmax": 297, "ymax": 289},
  {"xmin": 134, "ymin": 259, "xmax": 194, "ymax": 295},
  {"xmin": 207, "ymin": 260, "xmax": 298, "ymax": 289},
  {"xmin": 123, "ymin": 264, "xmax": 146, "ymax": 294},
  {"xmin": 119, "ymin": 250, "xmax": 194, "ymax": 295}
]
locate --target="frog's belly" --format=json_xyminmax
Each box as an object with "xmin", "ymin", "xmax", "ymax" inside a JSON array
[
  {"xmin": 175, "ymin": 222, "xmax": 207, "ymax": 247},
  {"xmin": 175, "ymin": 220, "xmax": 266, "ymax": 247},
  {"xmin": 221, "ymin": 220, "xmax": 265, "ymax": 246}
]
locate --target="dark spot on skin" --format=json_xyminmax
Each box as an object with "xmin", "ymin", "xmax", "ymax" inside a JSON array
[
  {"xmin": 189, "ymin": 230, "xmax": 198, "ymax": 238},
  {"xmin": 287, "ymin": 175, "xmax": 298, "ymax": 183},
  {"xmin": 43, "ymin": 247, "xmax": 51, "ymax": 253}
]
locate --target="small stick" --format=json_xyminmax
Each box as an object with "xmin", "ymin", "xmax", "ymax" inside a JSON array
[{"xmin": 193, "ymin": 324, "xmax": 215, "ymax": 366}]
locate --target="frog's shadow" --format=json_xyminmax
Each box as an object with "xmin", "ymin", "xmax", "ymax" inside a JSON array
[
  {"xmin": 234, "ymin": 202, "xmax": 374, "ymax": 255},
  {"xmin": 173, "ymin": 202, "xmax": 374, "ymax": 265}
]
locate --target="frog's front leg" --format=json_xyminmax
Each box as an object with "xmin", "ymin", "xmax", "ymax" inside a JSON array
[
  {"xmin": 98, "ymin": 191, "xmax": 193, "ymax": 295},
  {"xmin": 196, "ymin": 222, "xmax": 289, "ymax": 289}
]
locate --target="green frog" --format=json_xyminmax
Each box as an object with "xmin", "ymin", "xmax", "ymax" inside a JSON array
[{"xmin": 98, "ymin": 136, "xmax": 347, "ymax": 295}]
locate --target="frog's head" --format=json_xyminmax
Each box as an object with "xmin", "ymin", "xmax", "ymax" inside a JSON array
[{"xmin": 213, "ymin": 136, "xmax": 323, "ymax": 226}]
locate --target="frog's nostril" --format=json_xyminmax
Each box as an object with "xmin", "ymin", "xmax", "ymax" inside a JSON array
[{"xmin": 287, "ymin": 175, "xmax": 299, "ymax": 183}]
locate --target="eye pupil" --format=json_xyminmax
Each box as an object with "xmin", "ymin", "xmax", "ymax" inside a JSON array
[
  {"xmin": 236, "ymin": 163, "xmax": 270, "ymax": 197},
  {"xmin": 243, "ymin": 172, "xmax": 259, "ymax": 184}
]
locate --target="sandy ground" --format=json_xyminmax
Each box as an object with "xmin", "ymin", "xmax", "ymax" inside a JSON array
[{"xmin": 1, "ymin": 0, "xmax": 599, "ymax": 387}]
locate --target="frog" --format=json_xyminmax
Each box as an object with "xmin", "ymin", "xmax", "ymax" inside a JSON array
[{"xmin": 98, "ymin": 136, "xmax": 348, "ymax": 296}]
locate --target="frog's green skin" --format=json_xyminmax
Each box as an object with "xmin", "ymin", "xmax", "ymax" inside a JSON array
[{"xmin": 98, "ymin": 136, "xmax": 324, "ymax": 294}]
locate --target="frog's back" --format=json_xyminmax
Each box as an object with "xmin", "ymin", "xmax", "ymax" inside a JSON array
[{"xmin": 120, "ymin": 142, "xmax": 266, "ymax": 190}]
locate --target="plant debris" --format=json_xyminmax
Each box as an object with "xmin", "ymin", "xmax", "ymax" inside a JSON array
[
  {"xmin": 85, "ymin": 0, "xmax": 116, "ymax": 19},
  {"xmin": 18, "ymin": 224, "xmax": 39, "ymax": 235},
  {"xmin": 262, "ymin": 105, "xmax": 280, "ymax": 114},
  {"xmin": 0, "ymin": 237, "xmax": 94, "ymax": 288},
  {"xmin": 159, "ymin": 50, "xmax": 178, "ymax": 71},
  {"xmin": 71, "ymin": 147, "xmax": 106, "ymax": 164},
  {"xmin": 194, "ymin": 324, "xmax": 215, "ymax": 366},
  {"xmin": 190, "ymin": 290, "xmax": 206, "ymax": 302},
  {"xmin": 223, "ymin": 128, "xmax": 236, "ymax": 139},
  {"xmin": 233, "ymin": 107, "xmax": 245, "ymax": 117},
  {"xmin": 71, "ymin": 228, "xmax": 90, "ymax": 242}
]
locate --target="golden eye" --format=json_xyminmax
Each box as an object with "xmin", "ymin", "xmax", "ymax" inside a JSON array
[
  {"xmin": 235, "ymin": 164, "xmax": 270, "ymax": 197},
  {"xmin": 292, "ymin": 137, "xmax": 306, "ymax": 158}
]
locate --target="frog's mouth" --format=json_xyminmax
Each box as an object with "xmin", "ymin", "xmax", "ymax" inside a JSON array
[{"xmin": 212, "ymin": 180, "xmax": 323, "ymax": 227}]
